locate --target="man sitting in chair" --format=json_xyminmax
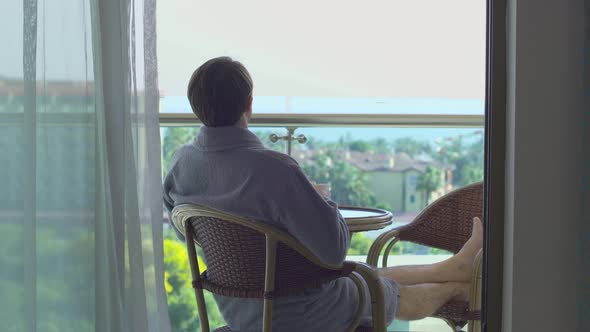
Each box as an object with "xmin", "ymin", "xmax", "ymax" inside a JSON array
[{"xmin": 164, "ymin": 57, "xmax": 483, "ymax": 331}]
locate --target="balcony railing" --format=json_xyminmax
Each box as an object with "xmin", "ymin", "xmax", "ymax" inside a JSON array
[{"xmin": 159, "ymin": 112, "xmax": 484, "ymax": 128}]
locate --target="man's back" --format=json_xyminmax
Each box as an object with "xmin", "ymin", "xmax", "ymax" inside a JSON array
[{"xmin": 164, "ymin": 126, "xmax": 349, "ymax": 265}]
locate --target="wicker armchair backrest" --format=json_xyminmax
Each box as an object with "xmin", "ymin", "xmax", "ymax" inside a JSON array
[
  {"xmin": 397, "ymin": 182, "xmax": 484, "ymax": 253},
  {"xmin": 191, "ymin": 215, "xmax": 345, "ymax": 297}
]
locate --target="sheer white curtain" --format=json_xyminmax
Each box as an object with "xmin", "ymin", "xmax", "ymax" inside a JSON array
[{"xmin": 0, "ymin": 1, "xmax": 171, "ymax": 331}]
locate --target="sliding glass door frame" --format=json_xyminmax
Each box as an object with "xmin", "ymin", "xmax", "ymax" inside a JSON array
[{"xmin": 483, "ymin": 0, "xmax": 507, "ymax": 330}]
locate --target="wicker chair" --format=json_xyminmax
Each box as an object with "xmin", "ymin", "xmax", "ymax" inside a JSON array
[
  {"xmin": 171, "ymin": 204, "xmax": 389, "ymax": 332},
  {"xmin": 366, "ymin": 182, "xmax": 484, "ymax": 332}
]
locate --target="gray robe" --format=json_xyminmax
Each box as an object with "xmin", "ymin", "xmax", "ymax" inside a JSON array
[{"xmin": 164, "ymin": 126, "xmax": 398, "ymax": 331}]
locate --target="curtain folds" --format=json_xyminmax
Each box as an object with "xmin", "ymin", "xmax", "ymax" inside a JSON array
[{"xmin": 0, "ymin": 1, "xmax": 171, "ymax": 331}]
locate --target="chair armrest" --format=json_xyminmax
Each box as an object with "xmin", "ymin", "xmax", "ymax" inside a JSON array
[
  {"xmin": 467, "ymin": 249, "xmax": 483, "ymax": 332},
  {"xmin": 469, "ymin": 249, "xmax": 483, "ymax": 312},
  {"xmin": 366, "ymin": 228, "xmax": 401, "ymax": 267},
  {"xmin": 347, "ymin": 262, "xmax": 388, "ymax": 332}
]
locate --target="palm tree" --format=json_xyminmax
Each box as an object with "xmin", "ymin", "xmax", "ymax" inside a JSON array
[{"xmin": 416, "ymin": 166, "xmax": 442, "ymax": 207}]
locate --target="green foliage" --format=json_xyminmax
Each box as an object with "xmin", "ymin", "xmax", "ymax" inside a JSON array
[
  {"xmin": 461, "ymin": 164, "xmax": 484, "ymax": 185},
  {"xmin": 348, "ymin": 233, "xmax": 453, "ymax": 256},
  {"xmin": 375, "ymin": 201, "xmax": 393, "ymax": 211},
  {"xmin": 302, "ymin": 151, "xmax": 376, "ymax": 207},
  {"xmin": 348, "ymin": 138, "xmax": 390, "ymax": 154},
  {"xmin": 379, "ymin": 240, "xmax": 452, "ymax": 256},
  {"xmin": 348, "ymin": 233, "xmax": 373, "ymax": 255},
  {"xmin": 348, "ymin": 140, "xmax": 371, "ymax": 152},
  {"xmin": 164, "ymin": 231, "xmax": 225, "ymax": 332},
  {"xmin": 393, "ymin": 134, "xmax": 484, "ymax": 188},
  {"xmin": 416, "ymin": 166, "xmax": 442, "ymax": 204},
  {"xmin": 434, "ymin": 135, "xmax": 484, "ymax": 186},
  {"xmin": 393, "ymin": 137, "xmax": 431, "ymax": 157},
  {"xmin": 0, "ymin": 222, "xmax": 96, "ymax": 331},
  {"xmin": 396, "ymin": 242, "xmax": 439, "ymax": 255},
  {"xmin": 162, "ymin": 127, "xmax": 199, "ymax": 175},
  {"xmin": 428, "ymin": 247, "xmax": 452, "ymax": 255},
  {"xmin": 369, "ymin": 138, "xmax": 391, "ymax": 154}
]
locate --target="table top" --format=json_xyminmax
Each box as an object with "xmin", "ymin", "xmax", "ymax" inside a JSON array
[{"xmin": 338, "ymin": 206, "xmax": 393, "ymax": 233}]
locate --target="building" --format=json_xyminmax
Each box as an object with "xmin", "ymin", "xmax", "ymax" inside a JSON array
[
  {"xmin": 293, "ymin": 148, "xmax": 450, "ymax": 213},
  {"xmin": 348, "ymin": 151, "xmax": 449, "ymax": 213}
]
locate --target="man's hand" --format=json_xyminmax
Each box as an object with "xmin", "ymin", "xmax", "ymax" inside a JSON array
[{"xmin": 311, "ymin": 182, "xmax": 331, "ymax": 199}]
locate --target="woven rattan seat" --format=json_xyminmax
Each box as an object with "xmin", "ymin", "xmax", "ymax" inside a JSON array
[
  {"xmin": 172, "ymin": 205, "xmax": 389, "ymax": 332},
  {"xmin": 213, "ymin": 325, "xmax": 375, "ymax": 332},
  {"xmin": 367, "ymin": 182, "xmax": 484, "ymax": 332},
  {"xmin": 192, "ymin": 215, "xmax": 354, "ymax": 298},
  {"xmin": 212, "ymin": 327, "xmax": 232, "ymax": 332}
]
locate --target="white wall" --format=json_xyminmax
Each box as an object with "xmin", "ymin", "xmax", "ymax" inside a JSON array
[{"xmin": 503, "ymin": 0, "xmax": 588, "ymax": 331}]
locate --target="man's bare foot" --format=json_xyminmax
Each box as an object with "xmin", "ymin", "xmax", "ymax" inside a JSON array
[
  {"xmin": 452, "ymin": 217, "xmax": 484, "ymax": 281},
  {"xmin": 462, "ymin": 217, "xmax": 484, "ymax": 257}
]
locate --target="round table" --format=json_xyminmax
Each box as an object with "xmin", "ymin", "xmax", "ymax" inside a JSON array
[{"xmin": 339, "ymin": 206, "xmax": 393, "ymax": 233}]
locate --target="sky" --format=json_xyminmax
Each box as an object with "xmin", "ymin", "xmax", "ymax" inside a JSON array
[{"xmin": 157, "ymin": 0, "xmax": 486, "ymax": 99}]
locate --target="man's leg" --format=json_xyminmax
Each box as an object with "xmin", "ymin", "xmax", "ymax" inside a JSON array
[
  {"xmin": 375, "ymin": 218, "xmax": 483, "ymax": 321},
  {"xmin": 396, "ymin": 282, "xmax": 469, "ymax": 321},
  {"xmin": 378, "ymin": 217, "xmax": 483, "ymax": 285}
]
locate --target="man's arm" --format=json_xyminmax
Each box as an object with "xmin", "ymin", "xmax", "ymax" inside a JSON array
[
  {"xmin": 269, "ymin": 162, "xmax": 350, "ymax": 266},
  {"xmin": 163, "ymin": 151, "xmax": 186, "ymax": 242}
]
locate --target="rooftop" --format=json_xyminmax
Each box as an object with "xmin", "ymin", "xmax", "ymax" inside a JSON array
[{"xmin": 293, "ymin": 149, "xmax": 443, "ymax": 173}]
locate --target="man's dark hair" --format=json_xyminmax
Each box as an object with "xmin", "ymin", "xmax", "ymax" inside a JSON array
[{"xmin": 187, "ymin": 57, "xmax": 253, "ymax": 127}]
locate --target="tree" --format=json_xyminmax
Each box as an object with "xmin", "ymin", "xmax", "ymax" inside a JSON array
[
  {"xmin": 348, "ymin": 233, "xmax": 373, "ymax": 255},
  {"xmin": 392, "ymin": 137, "xmax": 432, "ymax": 158},
  {"xmin": 348, "ymin": 138, "xmax": 391, "ymax": 154},
  {"xmin": 164, "ymin": 231, "xmax": 225, "ymax": 331},
  {"xmin": 461, "ymin": 164, "xmax": 484, "ymax": 186},
  {"xmin": 162, "ymin": 127, "xmax": 199, "ymax": 175},
  {"xmin": 370, "ymin": 138, "xmax": 391, "ymax": 154},
  {"xmin": 416, "ymin": 166, "xmax": 442, "ymax": 205},
  {"xmin": 348, "ymin": 140, "xmax": 371, "ymax": 152},
  {"xmin": 375, "ymin": 201, "xmax": 393, "ymax": 211},
  {"xmin": 302, "ymin": 150, "xmax": 376, "ymax": 207},
  {"xmin": 434, "ymin": 135, "xmax": 484, "ymax": 187}
]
